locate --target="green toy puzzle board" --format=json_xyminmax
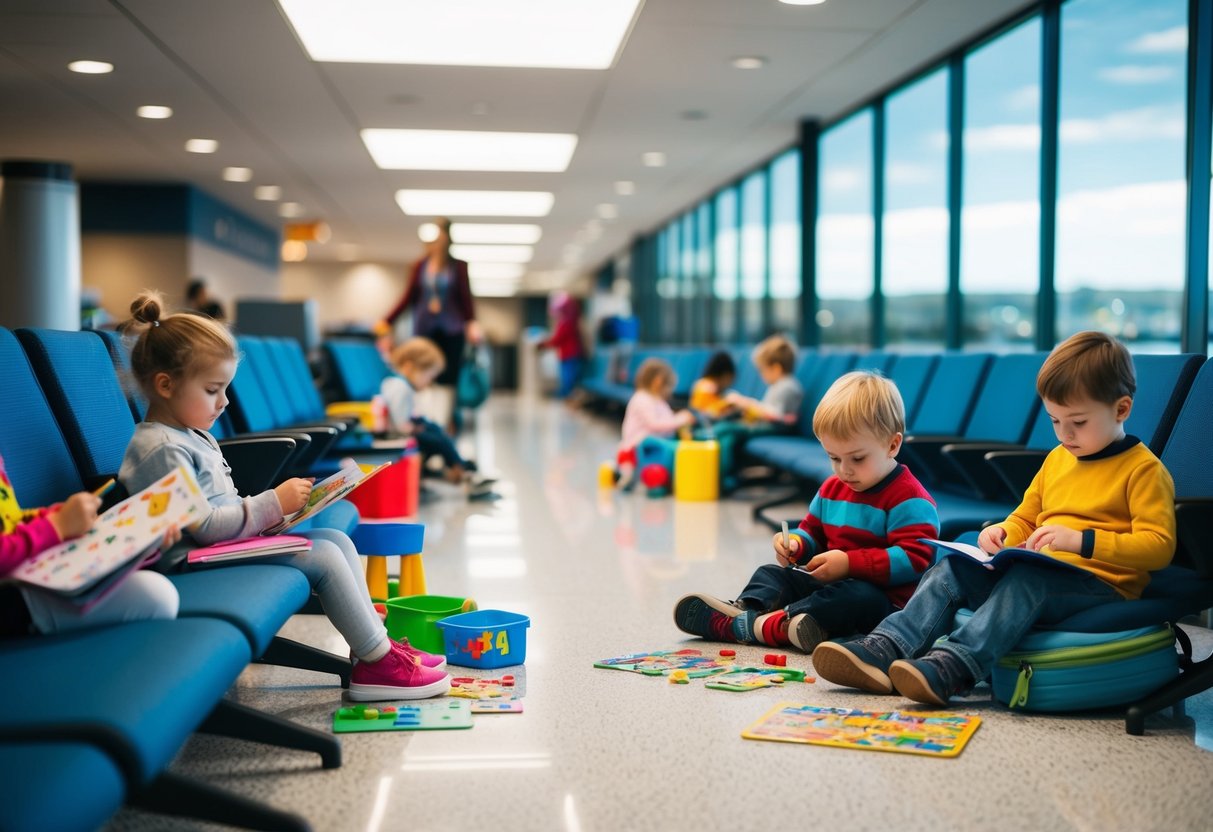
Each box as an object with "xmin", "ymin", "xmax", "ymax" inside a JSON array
[
  {"xmin": 706, "ymin": 667, "xmax": 808, "ymax": 691},
  {"xmin": 593, "ymin": 648, "xmax": 733, "ymax": 678},
  {"xmin": 742, "ymin": 702, "xmax": 980, "ymax": 758},
  {"xmin": 333, "ymin": 700, "xmax": 473, "ymax": 733}
]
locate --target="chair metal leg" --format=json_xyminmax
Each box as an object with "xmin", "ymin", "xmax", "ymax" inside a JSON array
[
  {"xmin": 1125, "ymin": 652, "xmax": 1213, "ymax": 735},
  {"xmin": 199, "ymin": 698, "xmax": 342, "ymax": 770},
  {"xmin": 258, "ymin": 635, "xmax": 352, "ymax": 688},
  {"xmin": 750, "ymin": 486, "xmax": 810, "ymax": 531},
  {"xmin": 131, "ymin": 770, "xmax": 312, "ymax": 831}
]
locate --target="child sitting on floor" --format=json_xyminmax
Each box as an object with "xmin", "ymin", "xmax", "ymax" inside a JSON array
[
  {"xmin": 617, "ymin": 358, "xmax": 695, "ymax": 491},
  {"xmin": 382, "ymin": 337, "xmax": 494, "ymax": 499},
  {"xmin": 813, "ymin": 332, "xmax": 1176, "ymax": 705},
  {"xmin": 674, "ymin": 371, "xmax": 939, "ymax": 652}
]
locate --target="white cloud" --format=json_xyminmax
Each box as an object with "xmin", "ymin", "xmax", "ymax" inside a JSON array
[
  {"xmin": 1060, "ymin": 105, "xmax": 1184, "ymax": 143},
  {"xmin": 1097, "ymin": 64, "xmax": 1176, "ymax": 85},
  {"xmin": 1004, "ymin": 84, "xmax": 1040, "ymax": 113},
  {"xmin": 963, "ymin": 124, "xmax": 1040, "ymax": 152},
  {"xmin": 1126, "ymin": 26, "xmax": 1187, "ymax": 55},
  {"xmin": 824, "ymin": 167, "xmax": 863, "ymax": 193},
  {"xmin": 886, "ymin": 162, "xmax": 936, "ymax": 185}
]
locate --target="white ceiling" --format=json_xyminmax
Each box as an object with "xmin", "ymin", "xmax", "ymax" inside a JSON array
[{"xmin": 0, "ymin": 0, "xmax": 1033, "ymax": 288}]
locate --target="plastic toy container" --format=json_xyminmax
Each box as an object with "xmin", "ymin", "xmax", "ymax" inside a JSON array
[
  {"xmin": 385, "ymin": 595, "xmax": 477, "ymax": 654},
  {"xmin": 346, "ymin": 453, "xmax": 420, "ymax": 518},
  {"xmin": 435, "ymin": 609, "xmax": 531, "ymax": 669}
]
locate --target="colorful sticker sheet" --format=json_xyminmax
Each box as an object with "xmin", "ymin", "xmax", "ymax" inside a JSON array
[{"xmin": 741, "ymin": 702, "xmax": 980, "ymax": 757}]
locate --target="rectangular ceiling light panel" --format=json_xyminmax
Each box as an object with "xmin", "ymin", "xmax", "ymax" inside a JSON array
[
  {"xmin": 362, "ymin": 129, "xmax": 577, "ymax": 172},
  {"xmin": 396, "ymin": 189, "xmax": 554, "ymax": 217},
  {"xmin": 450, "ymin": 244, "xmax": 533, "ymax": 263},
  {"xmin": 280, "ymin": 0, "xmax": 642, "ymax": 70},
  {"xmin": 450, "ymin": 223, "xmax": 542, "ymax": 244}
]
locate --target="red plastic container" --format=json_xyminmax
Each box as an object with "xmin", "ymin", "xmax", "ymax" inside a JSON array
[{"xmin": 346, "ymin": 452, "xmax": 420, "ymax": 518}]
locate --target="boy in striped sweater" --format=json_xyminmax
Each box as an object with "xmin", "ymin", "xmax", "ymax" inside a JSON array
[{"xmin": 674, "ymin": 371, "xmax": 939, "ymax": 653}]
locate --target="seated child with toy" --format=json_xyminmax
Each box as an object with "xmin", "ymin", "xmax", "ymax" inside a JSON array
[
  {"xmin": 688, "ymin": 351, "xmax": 740, "ymax": 423},
  {"xmin": 382, "ymin": 337, "xmax": 495, "ymax": 499},
  {"xmin": 616, "ymin": 358, "xmax": 696, "ymax": 492},
  {"xmin": 709, "ymin": 334, "xmax": 803, "ymax": 492},
  {"xmin": 813, "ymin": 332, "xmax": 1176, "ymax": 706},
  {"xmin": 675, "ymin": 371, "xmax": 939, "ymax": 651},
  {"xmin": 1, "ymin": 453, "xmax": 180, "ymax": 635}
]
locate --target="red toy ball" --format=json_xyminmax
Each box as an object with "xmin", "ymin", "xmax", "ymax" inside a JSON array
[{"xmin": 640, "ymin": 463, "xmax": 670, "ymax": 489}]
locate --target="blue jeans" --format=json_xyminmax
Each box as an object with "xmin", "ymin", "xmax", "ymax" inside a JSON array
[
  {"xmin": 738, "ymin": 565, "xmax": 893, "ymax": 638},
  {"xmin": 411, "ymin": 416, "xmax": 470, "ymax": 471},
  {"xmin": 873, "ymin": 557, "xmax": 1123, "ymax": 683},
  {"xmin": 558, "ymin": 357, "xmax": 584, "ymax": 398}
]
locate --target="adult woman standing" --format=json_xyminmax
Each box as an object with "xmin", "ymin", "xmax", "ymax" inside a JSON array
[{"xmin": 379, "ymin": 218, "xmax": 483, "ymax": 431}]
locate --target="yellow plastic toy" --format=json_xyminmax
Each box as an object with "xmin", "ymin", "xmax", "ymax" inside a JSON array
[{"xmin": 674, "ymin": 440, "xmax": 720, "ymax": 501}]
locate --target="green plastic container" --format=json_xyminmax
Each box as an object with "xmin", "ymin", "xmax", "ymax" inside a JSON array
[{"xmin": 385, "ymin": 595, "xmax": 477, "ymax": 654}]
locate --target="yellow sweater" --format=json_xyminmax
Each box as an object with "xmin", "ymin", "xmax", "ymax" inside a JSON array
[
  {"xmin": 689, "ymin": 379, "xmax": 732, "ymax": 418},
  {"xmin": 995, "ymin": 437, "xmax": 1175, "ymax": 599}
]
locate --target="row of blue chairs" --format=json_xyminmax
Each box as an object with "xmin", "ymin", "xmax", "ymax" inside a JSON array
[
  {"xmin": 0, "ymin": 326, "xmax": 376, "ymax": 831},
  {"xmin": 578, "ymin": 343, "xmax": 1213, "ymax": 733}
]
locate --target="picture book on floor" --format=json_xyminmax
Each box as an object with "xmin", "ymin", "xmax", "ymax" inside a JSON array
[
  {"xmin": 594, "ymin": 648, "xmax": 733, "ymax": 678},
  {"xmin": 263, "ymin": 463, "xmax": 390, "ymax": 534},
  {"xmin": 922, "ymin": 539, "xmax": 1085, "ymax": 573},
  {"xmin": 8, "ymin": 465, "xmax": 208, "ymax": 596},
  {"xmin": 188, "ymin": 535, "xmax": 313, "ymax": 565},
  {"xmin": 741, "ymin": 703, "xmax": 981, "ymax": 757}
]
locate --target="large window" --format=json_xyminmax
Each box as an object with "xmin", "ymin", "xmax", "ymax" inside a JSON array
[
  {"xmin": 1056, "ymin": 0, "xmax": 1187, "ymax": 350},
  {"xmin": 659, "ymin": 222, "xmax": 680, "ymax": 342},
  {"xmin": 817, "ymin": 109, "xmax": 875, "ymax": 345},
  {"xmin": 769, "ymin": 150, "xmax": 802, "ymax": 337},
  {"xmin": 679, "ymin": 212, "xmax": 697, "ymax": 342},
  {"xmin": 695, "ymin": 201, "xmax": 713, "ymax": 343},
  {"xmin": 739, "ymin": 170, "xmax": 768, "ymax": 341},
  {"xmin": 961, "ymin": 18, "xmax": 1042, "ymax": 350},
  {"xmin": 714, "ymin": 187, "xmax": 739, "ymax": 342},
  {"xmin": 883, "ymin": 69, "xmax": 949, "ymax": 348}
]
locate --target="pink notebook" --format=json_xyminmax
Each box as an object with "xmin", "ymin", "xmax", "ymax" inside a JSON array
[{"xmin": 188, "ymin": 535, "xmax": 312, "ymax": 565}]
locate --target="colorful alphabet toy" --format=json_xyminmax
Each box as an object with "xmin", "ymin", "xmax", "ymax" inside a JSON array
[
  {"xmin": 332, "ymin": 700, "xmax": 473, "ymax": 733},
  {"xmin": 741, "ymin": 703, "xmax": 980, "ymax": 757}
]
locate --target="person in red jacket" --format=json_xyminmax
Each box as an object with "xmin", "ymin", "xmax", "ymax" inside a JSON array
[
  {"xmin": 540, "ymin": 291, "xmax": 586, "ymax": 398},
  {"xmin": 378, "ymin": 218, "xmax": 483, "ymax": 432}
]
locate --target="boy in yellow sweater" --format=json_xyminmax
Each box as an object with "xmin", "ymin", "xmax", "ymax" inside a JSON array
[{"xmin": 813, "ymin": 331, "xmax": 1176, "ymax": 705}]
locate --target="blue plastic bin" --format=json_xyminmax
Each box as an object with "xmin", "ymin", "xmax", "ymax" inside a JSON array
[{"xmin": 434, "ymin": 609, "xmax": 530, "ymax": 669}]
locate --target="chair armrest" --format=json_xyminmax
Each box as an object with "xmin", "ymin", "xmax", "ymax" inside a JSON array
[
  {"xmin": 278, "ymin": 425, "xmax": 340, "ymax": 472},
  {"xmin": 900, "ymin": 434, "xmax": 966, "ymax": 486},
  {"xmin": 940, "ymin": 442, "xmax": 1023, "ymax": 501},
  {"xmin": 983, "ymin": 449, "xmax": 1049, "ymax": 500},
  {"xmin": 218, "ymin": 436, "xmax": 298, "ymax": 495},
  {"xmin": 1175, "ymin": 499, "xmax": 1213, "ymax": 578}
]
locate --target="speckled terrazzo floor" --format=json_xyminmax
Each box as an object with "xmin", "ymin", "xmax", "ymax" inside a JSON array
[{"xmin": 105, "ymin": 394, "xmax": 1213, "ymax": 832}]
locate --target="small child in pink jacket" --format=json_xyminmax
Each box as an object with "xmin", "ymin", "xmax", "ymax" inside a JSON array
[{"xmin": 617, "ymin": 358, "xmax": 695, "ymax": 491}]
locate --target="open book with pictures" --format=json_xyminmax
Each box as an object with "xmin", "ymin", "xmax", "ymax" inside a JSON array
[
  {"xmin": 8, "ymin": 465, "xmax": 208, "ymax": 597},
  {"xmin": 922, "ymin": 539, "xmax": 1085, "ymax": 574},
  {"xmin": 262, "ymin": 463, "xmax": 390, "ymax": 535}
]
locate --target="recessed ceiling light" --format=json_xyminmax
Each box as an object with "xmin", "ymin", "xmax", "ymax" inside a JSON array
[
  {"xmin": 362, "ymin": 129, "xmax": 577, "ymax": 172},
  {"xmin": 597, "ymin": 203, "xmax": 618, "ymax": 220},
  {"xmin": 280, "ymin": 0, "xmax": 642, "ymax": 70},
  {"xmin": 136, "ymin": 105, "xmax": 172, "ymax": 119},
  {"xmin": 184, "ymin": 138, "xmax": 218, "ymax": 154},
  {"xmin": 418, "ymin": 223, "xmax": 440, "ymax": 243},
  {"xmin": 450, "ymin": 223, "xmax": 542, "ymax": 245},
  {"xmin": 396, "ymin": 189, "xmax": 554, "ymax": 217},
  {"xmin": 450, "ymin": 244, "xmax": 532, "ymax": 263},
  {"xmin": 731, "ymin": 56, "xmax": 768, "ymax": 70},
  {"xmin": 281, "ymin": 240, "xmax": 308, "ymax": 262},
  {"xmin": 68, "ymin": 60, "xmax": 113, "ymax": 74},
  {"xmin": 468, "ymin": 262, "xmax": 525, "ymax": 280},
  {"xmin": 254, "ymin": 185, "xmax": 282, "ymax": 201},
  {"xmin": 279, "ymin": 202, "xmax": 305, "ymax": 218},
  {"xmin": 780, "ymin": 0, "xmax": 827, "ymax": 5},
  {"xmin": 222, "ymin": 167, "xmax": 253, "ymax": 182},
  {"xmin": 642, "ymin": 151, "xmax": 666, "ymax": 168},
  {"xmin": 614, "ymin": 180, "xmax": 636, "ymax": 196}
]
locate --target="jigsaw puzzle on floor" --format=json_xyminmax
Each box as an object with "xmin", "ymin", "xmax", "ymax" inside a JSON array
[
  {"xmin": 332, "ymin": 700, "xmax": 473, "ymax": 733},
  {"xmin": 741, "ymin": 703, "xmax": 980, "ymax": 757},
  {"xmin": 448, "ymin": 676, "xmax": 524, "ymax": 713},
  {"xmin": 705, "ymin": 667, "xmax": 810, "ymax": 691},
  {"xmin": 593, "ymin": 648, "xmax": 733, "ymax": 678}
]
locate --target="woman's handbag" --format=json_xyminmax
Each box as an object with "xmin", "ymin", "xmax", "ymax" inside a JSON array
[{"xmin": 457, "ymin": 344, "xmax": 491, "ymax": 409}]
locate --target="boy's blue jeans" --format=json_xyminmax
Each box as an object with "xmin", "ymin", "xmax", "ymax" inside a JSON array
[
  {"xmin": 739, "ymin": 565, "xmax": 893, "ymax": 638},
  {"xmin": 872, "ymin": 557, "xmax": 1123, "ymax": 683},
  {"xmin": 411, "ymin": 416, "xmax": 470, "ymax": 471}
]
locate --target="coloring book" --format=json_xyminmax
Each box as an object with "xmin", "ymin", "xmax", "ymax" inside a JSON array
[
  {"xmin": 741, "ymin": 702, "xmax": 980, "ymax": 757},
  {"xmin": 263, "ymin": 463, "xmax": 389, "ymax": 534},
  {"xmin": 188, "ymin": 535, "xmax": 312, "ymax": 564},
  {"xmin": 8, "ymin": 465, "xmax": 207, "ymax": 595}
]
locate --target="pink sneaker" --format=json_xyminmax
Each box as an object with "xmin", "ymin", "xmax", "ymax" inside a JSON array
[
  {"xmin": 392, "ymin": 637, "xmax": 447, "ymax": 670},
  {"xmin": 348, "ymin": 649, "xmax": 450, "ymax": 701}
]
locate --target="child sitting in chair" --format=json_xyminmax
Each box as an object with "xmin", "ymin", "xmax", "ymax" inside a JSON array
[
  {"xmin": 688, "ymin": 351, "xmax": 739, "ymax": 422},
  {"xmin": 675, "ymin": 371, "xmax": 938, "ymax": 652},
  {"xmin": 813, "ymin": 331, "xmax": 1176, "ymax": 705},
  {"xmin": 383, "ymin": 338, "xmax": 494, "ymax": 499}
]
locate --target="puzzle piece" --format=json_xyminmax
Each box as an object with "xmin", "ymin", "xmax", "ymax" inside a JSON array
[
  {"xmin": 332, "ymin": 700, "xmax": 473, "ymax": 733},
  {"xmin": 705, "ymin": 666, "xmax": 810, "ymax": 692},
  {"xmin": 594, "ymin": 648, "xmax": 733, "ymax": 678}
]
